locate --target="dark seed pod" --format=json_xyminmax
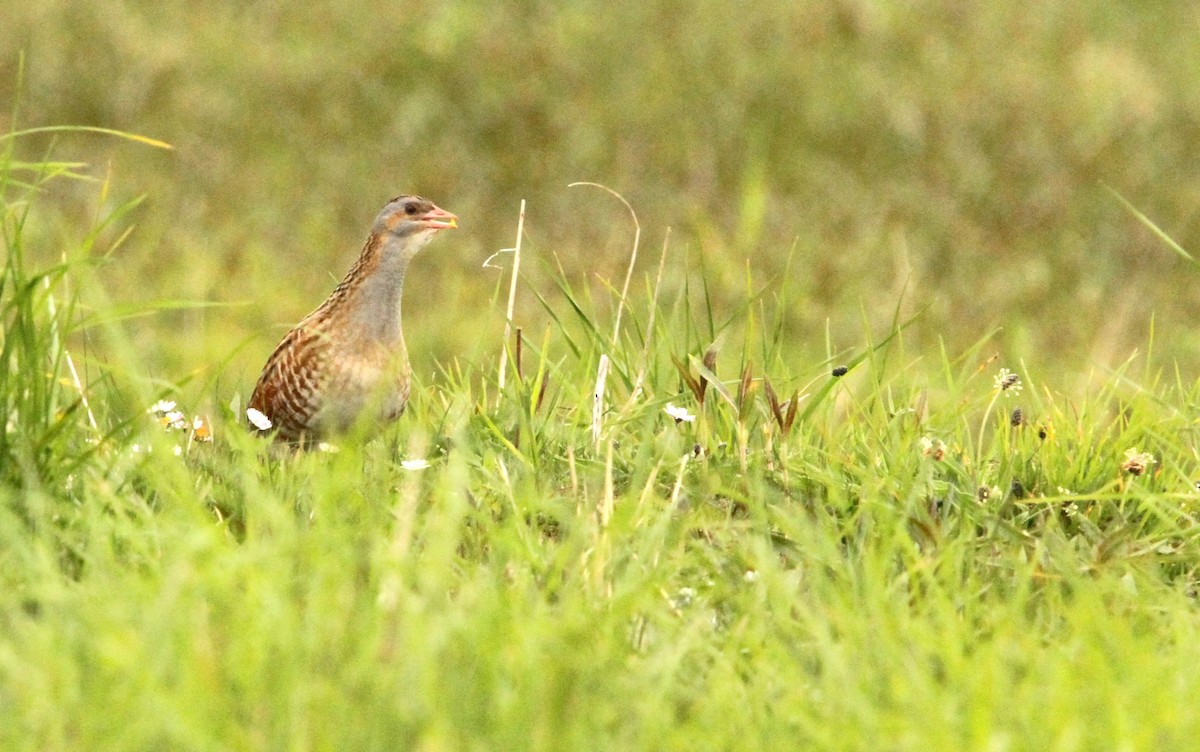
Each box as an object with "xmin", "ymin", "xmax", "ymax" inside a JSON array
[
  {"xmin": 832, "ymin": 365, "xmax": 848, "ymax": 377},
  {"xmin": 1010, "ymin": 407, "xmax": 1023, "ymax": 427}
]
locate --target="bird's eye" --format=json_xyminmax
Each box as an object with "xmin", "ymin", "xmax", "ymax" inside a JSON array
[{"xmin": 404, "ymin": 203, "xmax": 420, "ymax": 216}]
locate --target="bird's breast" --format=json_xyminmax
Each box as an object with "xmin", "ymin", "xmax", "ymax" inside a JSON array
[{"xmin": 311, "ymin": 342, "xmax": 411, "ymax": 435}]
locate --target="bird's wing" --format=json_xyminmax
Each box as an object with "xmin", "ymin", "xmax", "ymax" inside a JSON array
[{"xmin": 248, "ymin": 321, "xmax": 331, "ymax": 441}]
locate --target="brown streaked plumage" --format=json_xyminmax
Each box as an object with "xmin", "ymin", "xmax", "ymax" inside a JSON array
[{"xmin": 248, "ymin": 195, "xmax": 457, "ymax": 444}]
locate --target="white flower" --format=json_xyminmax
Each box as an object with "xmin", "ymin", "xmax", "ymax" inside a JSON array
[
  {"xmin": 743, "ymin": 570, "xmax": 759, "ymax": 583},
  {"xmin": 317, "ymin": 442, "xmax": 340, "ymax": 454},
  {"xmin": 246, "ymin": 407, "xmax": 273, "ymax": 431},
  {"xmin": 162, "ymin": 410, "xmax": 188, "ymax": 431},
  {"xmin": 401, "ymin": 458, "xmax": 431, "ymax": 471},
  {"xmin": 664, "ymin": 403, "xmax": 695, "ymax": 423},
  {"xmin": 147, "ymin": 399, "xmax": 177, "ymax": 415},
  {"xmin": 191, "ymin": 415, "xmax": 213, "ymax": 442},
  {"xmin": 172, "ymin": 445, "xmax": 183, "ymax": 457}
]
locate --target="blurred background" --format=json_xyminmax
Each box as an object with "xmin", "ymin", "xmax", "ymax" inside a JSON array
[{"xmin": 4, "ymin": 1, "xmax": 1200, "ymax": 402}]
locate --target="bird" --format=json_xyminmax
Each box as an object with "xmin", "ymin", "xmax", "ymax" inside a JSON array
[{"xmin": 247, "ymin": 195, "xmax": 457, "ymax": 444}]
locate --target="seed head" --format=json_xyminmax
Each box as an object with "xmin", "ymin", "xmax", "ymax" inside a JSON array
[
  {"xmin": 919, "ymin": 436, "xmax": 946, "ymax": 461},
  {"xmin": 993, "ymin": 368, "xmax": 1022, "ymax": 396},
  {"xmin": 1121, "ymin": 448, "xmax": 1156, "ymax": 477}
]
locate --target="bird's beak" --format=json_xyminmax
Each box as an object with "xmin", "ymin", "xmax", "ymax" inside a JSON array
[{"xmin": 421, "ymin": 206, "xmax": 459, "ymax": 230}]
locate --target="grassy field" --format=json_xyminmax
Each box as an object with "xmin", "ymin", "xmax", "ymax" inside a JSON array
[{"xmin": 6, "ymin": 2, "xmax": 1200, "ymax": 750}]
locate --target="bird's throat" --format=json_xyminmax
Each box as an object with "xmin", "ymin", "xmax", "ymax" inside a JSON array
[{"xmin": 345, "ymin": 264, "xmax": 406, "ymax": 343}]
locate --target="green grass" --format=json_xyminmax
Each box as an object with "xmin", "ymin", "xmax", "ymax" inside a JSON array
[{"xmin": 6, "ymin": 134, "xmax": 1200, "ymax": 751}]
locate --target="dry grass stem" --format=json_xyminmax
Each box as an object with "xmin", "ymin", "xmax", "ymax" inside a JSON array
[
  {"xmin": 497, "ymin": 199, "xmax": 526, "ymax": 393},
  {"xmin": 592, "ymin": 353, "xmax": 610, "ymax": 450}
]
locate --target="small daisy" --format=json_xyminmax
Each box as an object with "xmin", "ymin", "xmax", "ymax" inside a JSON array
[
  {"xmin": 246, "ymin": 407, "xmax": 273, "ymax": 431},
  {"xmin": 664, "ymin": 403, "xmax": 696, "ymax": 423},
  {"xmin": 147, "ymin": 399, "xmax": 177, "ymax": 415},
  {"xmin": 191, "ymin": 415, "xmax": 213, "ymax": 442},
  {"xmin": 162, "ymin": 410, "xmax": 188, "ymax": 431}
]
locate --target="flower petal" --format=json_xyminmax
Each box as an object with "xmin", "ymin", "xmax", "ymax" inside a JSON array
[
  {"xmin": 664, "ymin": 403, "xmax": 696, "ymax": 423},
  {"xmin": 246, "ymin": 407, "xmax": 273, "ymax": 431}
]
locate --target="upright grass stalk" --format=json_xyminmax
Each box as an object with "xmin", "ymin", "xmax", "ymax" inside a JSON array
[
  {"xmin": 624, "ymin": 228, "xmax": 671, "ymax": 405},
  {"xmin": 495, "ymin": 199, "xmax": 525, "ymax": 393}
]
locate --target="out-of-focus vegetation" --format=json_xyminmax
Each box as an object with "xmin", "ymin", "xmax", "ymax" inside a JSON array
[
  {"xmin": 4, "ymin": 1, "xmax": 1200, "ymax": 394},
  {"xmin": 11, "ymin": 5, "xmax": 1200, "ymax": 749}
]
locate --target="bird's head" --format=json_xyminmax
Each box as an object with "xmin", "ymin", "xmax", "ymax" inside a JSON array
[{"xmin": 375, "ymin": 195, "xmax": 458, "ymax": 242}]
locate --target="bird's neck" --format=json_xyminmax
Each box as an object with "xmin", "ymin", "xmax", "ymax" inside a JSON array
[{"xmin": 332, "ymin": 233, "xmax": 421, "ymax": 344}]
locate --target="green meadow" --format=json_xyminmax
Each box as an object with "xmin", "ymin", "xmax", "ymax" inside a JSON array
[{"xmin": 5, "ymin": 2, "xmax": 1200, "ymax": 749}]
